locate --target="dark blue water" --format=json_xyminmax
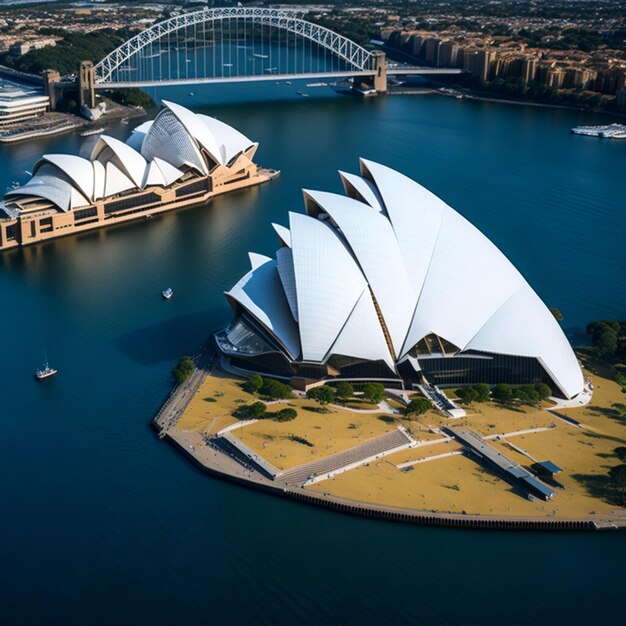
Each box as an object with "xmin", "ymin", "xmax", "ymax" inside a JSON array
[{"xmin": 1, "ymin": 89, "xmax": 625, "ymax": 625}]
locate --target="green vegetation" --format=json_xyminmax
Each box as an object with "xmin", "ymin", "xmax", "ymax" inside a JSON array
[
  {"xmin": 456, "ymin": 384, "xmax": 490, "ymax": 405},
  {"xmin": 259, "ymin": 378, "xmax": 294, "ymax": 400},
  {"xmin": 243, "ymin": 374, "xmax": 264, "ymax": 394},
  {"xmin": 274, "ymin": 408, "xmax": 298, "ymax": 422},
  {"xmin": 238, "ymin": 401, "xmax": 267, "ymax": 420},
  {"xmin": 105, "ymin": 88, "xmax": 154, "ymax": 109},
  {"xmin": 404, "ymin": 398, "xmax": 431, "ymax": 418},
  {"xmin": 608, "ymin": 464, "xmax": 626, "ymax": 505},
  {"xmin": 587, "ymin": 320, "xmax": 626, "ymax": 360},
  {"xmin": 334, "ymin": 381, "xmax": 354, "ymax": 403},
  {"xmin": 550, "ymin": 307, "xmax": 564, "ymax": 322},
  {"xmin": 0, "ymin": 29, "xmax": 135, "ymax": 75},
  {"xmin": 362, "ymin": 383, "xmax": 385, "ymax": 405},
  {"xmin": 492, "ymin": 383, "xmax": 514, "ymax": 403},
  {"xmin": 306, "ymin": 385, "xmax": 336, "ymax": 411},
  {"xmin": 171, "ymin": 356, "xmax": 194, "ymax": 384},
  {"xmin": 491, "ymin": 383, "xmax": 552, "ymax": 405}
]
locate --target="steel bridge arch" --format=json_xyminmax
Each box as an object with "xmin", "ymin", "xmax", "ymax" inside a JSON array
[{"xmin": 94, "ymin": 7, "xmax": 373, "ymax": 84}]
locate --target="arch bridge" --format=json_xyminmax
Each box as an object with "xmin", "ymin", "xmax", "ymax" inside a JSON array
[{"xmin": 92, "ymin": 7, "xmax": 459, "ymax": 91}]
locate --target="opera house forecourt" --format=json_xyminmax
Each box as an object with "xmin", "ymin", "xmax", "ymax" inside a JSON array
[
  {"xmin": 216, "ymin": 158, "xmax": 584, "ymax": 400},
  {"xmin": 0, "ymin": 101, "xmax": 275, "ymax": 251}
]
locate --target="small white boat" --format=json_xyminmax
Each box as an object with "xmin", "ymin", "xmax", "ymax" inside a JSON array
[
  {"xmin": 35, "ymin": 363, "xmax": 58, "ymax": 380},
  {"xmin": 162, "ymin": 288, "xmax": 173, "ymax": 300},
  {"xmin": 253, "ymin": 53, "xmax": 269, "ymax": 59},
  {"xmin": 223, "ymin": 63, "xmax": 234, "ymax": 68},
  {"xmin": 189, "ymin": 92, "xmax": 194, "ymax": 96},
  {"xmin": 121, "ymin": 118, "xmax": 129, "ymax": 125},
  {"xmin": 80, "ymin": 127, "xmax": 105, "ymax": 137}
]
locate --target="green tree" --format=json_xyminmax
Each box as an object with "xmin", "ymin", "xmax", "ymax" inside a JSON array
[
  {"xmin": 260, "ymin": 378, "xmax": 293, "ymax": 400},
  {"xmin": 456, "ymin": 387, "xmax": 478, "ymax": 404},
  {"xmin": 274, "ymin": 408, "xmax": 297, "ymax": 422},
  {"xmin": 608, "ymin": 464, "xmax": 626, "ymax": 505},
  {"xmin": 535, "ymin": 383, "xmax": 552, "ymax": 401},
  {"xmin": 335, "ymin": 381, "xmax": 354, "ymax": 403},
  {"xmin": 306, "ymin": 385, "xmax": 336, "ymax": 411},
  {"xmin": 362, "ymin": 383, "xmax": 385, "ymax": 405},
  {"xmin": 492, "ymin": 383, "xmax": 513, "ymax": 403},
  {"xmin": 514, "ymin": 386, "xmax": 540, "ymax": 406},
  {"xmin": 172, "ymin": 356, "xmax": 194, "ymax": 384},
  {"xmin": 472, "ymin": 384, "xmax": 491, "ymax": 402},
  {"xmin": 404, "ymin": 398, "xmax": 431, "ymax": 418},
  {"xmin": 242, "ymin": 401, "xmax": 266, "ymax": 420},
  {"xmin": 243, "ymin": 374, "xmax": 263, "ymax": 394}
]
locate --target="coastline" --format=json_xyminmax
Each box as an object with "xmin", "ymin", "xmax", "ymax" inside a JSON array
[
  {"xmin": 389, "ymin": 85, "xmax": 626, "ymax": 119},
  {"xmin": 153, "ymin": 348, "xmax": 626, "ymax": 532}
]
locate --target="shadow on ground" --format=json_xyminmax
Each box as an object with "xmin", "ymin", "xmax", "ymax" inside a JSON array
[{"xmin": 571, "ymin": 472, "xmax": 619, "ymax": 506}]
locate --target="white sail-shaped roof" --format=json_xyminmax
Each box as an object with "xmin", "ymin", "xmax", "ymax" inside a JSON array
[
  {"xmin": 198, "ymin": 114, "xmax": 256, "ymax": 165},
  {"xmin": 142, "ymin": 160, "xmax": 166, "ymax": 188},
  {"xmin": 160, "ymin": 100, "xmax": 223, "ymax": 167},
  {"xmin": 91, "ymin": 135, "xmax": 147, "ymax": 188},
  {"xmin": 276, "ymin": 246, "xmax": 298, "ymax": 322},
  {"xmin": 141, "ymin": 104, "xmax": 207, "ymax": 174},
  {"xmin": 36, "ymin": 154, "xmax": 95, "ymax": 201},
  {"xmin": 328, "ymin": 288, "xmax": 395, "ymax": 371},
  {"xmin": 290, "ymin": 212, "xmax": 368, "ymax": 363},
  {"xmin": 222, "ymin": 159, "xmax": 584, "ymax": 399},
  {"xmin": 126, "ymin": 120, "xmax": 152, "ymax": 152},
  {"xmin": 92, "ymin": 160, "xmax": 106, "ymax": 200},
  {"xmin": 225, "ymin": 254, "xmax": 300, "ymax": 360},
  {"xmin": 272, "ymin": 223, "xmax": 291, "ymax": 247},
  {"xmin": 339, "ymin": 170, "xmax": 385, "ymax": 213},
  {"xmin": 304, "ymin": 189, "xmax": 416, "ymax": 357},
  {"xmin": 7, "ymin": 101, "xmax": 259, "ymax": 218},
  {"xmin": 104, "ymin": 162, "xmax": 135, "ymax": 197},
  {"xmin": 153, "ymin": 157, "xmax": 184, "ymax": 186}
]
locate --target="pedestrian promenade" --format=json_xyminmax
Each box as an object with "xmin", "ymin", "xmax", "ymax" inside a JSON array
[{"xmin": 279, "ymin": 428, "xmax": 412, "ymax": 486}]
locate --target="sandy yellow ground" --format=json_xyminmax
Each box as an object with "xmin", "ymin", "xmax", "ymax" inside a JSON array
[
  {"xmin": 309, "ymin": 371, "xmax": 626, "ymax": 518},
  {"xmin": 235, "ymin": 399, "xmax": 420, "ymax": 470},
  {"xmin": 175, "ymin": 370, "xmax": 246, "ymax": 435}
]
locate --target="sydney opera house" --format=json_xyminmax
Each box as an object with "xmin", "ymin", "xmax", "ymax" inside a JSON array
[
  {"xmin": 0, "ymin": 101, "xmax": 273, "ymax": 250},
  {"xmin": 216, "ymin": 159, "xmax": 584, "ymax": 399}
]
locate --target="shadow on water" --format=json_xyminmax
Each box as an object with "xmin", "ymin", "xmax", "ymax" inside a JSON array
[{"xmin": 114, "ymin": 307, "xmax": 230, "ymax": 365}]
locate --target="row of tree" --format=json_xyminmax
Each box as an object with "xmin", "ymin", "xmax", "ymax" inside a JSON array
[
  {"xmin": 456, "ymin": 382, "xmax": 553, "ymax": 406},
  {"xmin": 237, "ymin": 401, "xmax": 298, "ymax": 422}
]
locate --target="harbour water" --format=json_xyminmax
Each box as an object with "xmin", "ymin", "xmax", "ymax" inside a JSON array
[{"xmin": 0, "ymin": 87, "xmax": 625, "ymax": 625}]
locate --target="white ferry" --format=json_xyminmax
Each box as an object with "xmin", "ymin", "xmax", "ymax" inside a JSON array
[{"xmin": 571, "ymin": 123, "xmax": 626, "ymax": 139}]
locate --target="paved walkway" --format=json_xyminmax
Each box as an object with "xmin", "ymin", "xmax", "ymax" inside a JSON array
[{"xmin": 279, "ymin": 428, "xmax": 412, "ymax": 486}]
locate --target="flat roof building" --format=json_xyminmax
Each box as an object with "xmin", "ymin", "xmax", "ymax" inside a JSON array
[{"xmin": 0, "ymin": 79, "xmax": 49, "ymax": 127}]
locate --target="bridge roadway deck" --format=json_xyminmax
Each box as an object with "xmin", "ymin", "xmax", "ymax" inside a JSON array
[
  {"xmin": 95, "ymin": 67, "xmax": 463, "ymax": 89},
  {"xmin": 153, "ymin": 358, "xmax": 626, "ymax": 531}
]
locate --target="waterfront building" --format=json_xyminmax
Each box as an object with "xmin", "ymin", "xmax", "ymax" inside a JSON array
[
  {"xmin": 0, "ymin": 101, "xmax": 273, "ymax": 250},
  {"xmin": 216, "ymin": 160, "xmax": 584, "ymax": 400},
  {"xmin": 9, "ymin": 38, "xmax": 57, "ymax": 56},
  {"xmin": 0, "ymin": 80, "xmax": 49, "ymax": 127}
]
